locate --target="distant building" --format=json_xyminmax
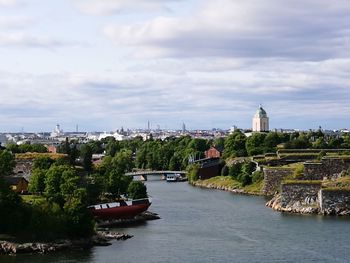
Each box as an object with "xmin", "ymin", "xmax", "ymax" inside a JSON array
[
  {"xmin": 182, "ymin": 122, "xmax": 186, "ymax": 133},
  {"xmin": 50, "ymin": 124, "xmax": 63, "ymax": 137},
  {"xmin": 205, "ymin": 146, "xmax": 222, "ymax": 159},
  {"xmin": 46, "ymin": 145, "xmax": 57, "ymax": 153},
  {"xmin": 5, "ymin": 176, "xmax": 29, "ymax": 193},
  {"xmin": 252, "ymin": 105, "xmax": 269, "ymax": 132}
]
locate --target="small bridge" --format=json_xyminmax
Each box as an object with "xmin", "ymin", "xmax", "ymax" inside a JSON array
[{"xmin": 125, "ymin": 170, "xmax": 186, "ymax": 181}]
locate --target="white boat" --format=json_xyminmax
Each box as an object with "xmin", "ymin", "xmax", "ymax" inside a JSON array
[{"xmin": 166, "ymin": 173, "xmax": 187, "ymax": 182}]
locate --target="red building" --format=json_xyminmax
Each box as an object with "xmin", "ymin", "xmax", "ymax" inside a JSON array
[
  {"xmin": 205, "ymin": 146, "xmax": 222, "ymax": 159},
  {"xmin": 46, "ymin": 145, "xmax": 57, "ymax": 154}
]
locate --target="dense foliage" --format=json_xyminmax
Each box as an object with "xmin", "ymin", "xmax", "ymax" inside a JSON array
[
  {"xmin": 2, "ymin": 129, "xmax": 350, "ymax": 241},
  {"xmin": 127, "ymin": 181, "xmax": 148, "ymax": 200}
]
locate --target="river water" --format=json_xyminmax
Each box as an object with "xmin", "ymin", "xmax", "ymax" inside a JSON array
[{"xmin": 2, "ymin": 179, "xmax": 350, "ymax": 263}]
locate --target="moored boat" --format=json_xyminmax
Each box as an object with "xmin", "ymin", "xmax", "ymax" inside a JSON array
[
  {"xmin": 88, "ymin": 198, "xmax": 151, "ymax": 220},
  {"xmin": 166, "ymin": 173, "xmax": 187, "ymax": 182}
]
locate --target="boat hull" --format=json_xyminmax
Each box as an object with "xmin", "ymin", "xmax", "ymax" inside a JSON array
[{"xmin": 89, "ymin": 200, "xmax": 151, "ymax": 220}]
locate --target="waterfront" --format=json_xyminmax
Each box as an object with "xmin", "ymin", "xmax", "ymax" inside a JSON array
[{"xmin": 2, "ymin": 179, "xmax": 350, "ymax": 263}]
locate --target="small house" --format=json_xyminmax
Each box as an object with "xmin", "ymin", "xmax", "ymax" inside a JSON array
[
  {"xmin": 4, "ymin": 176, "xmax": 29, "ymax": 193},
  {"xmin": 205, "ymin": 146, "xmax": 223, "ymax": 159}
]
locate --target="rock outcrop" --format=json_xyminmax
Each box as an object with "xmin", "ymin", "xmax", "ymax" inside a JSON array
[
  {"xmin": 0, "ymin": 231, "xmax": 132, "ymax": 255},
  {"xmin": 266, "ymin": 194, "xmax": 318, "ymax": 214}
]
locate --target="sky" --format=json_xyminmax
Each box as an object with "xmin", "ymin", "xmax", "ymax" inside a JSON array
[{"xmin": 1, "ymin": 0, "xmax": 350, "ymax": 132}]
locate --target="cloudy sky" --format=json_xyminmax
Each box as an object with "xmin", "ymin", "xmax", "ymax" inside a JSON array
[{"xmin": 1, "ymin": 0, "xmax": 350, "ymax": 132}]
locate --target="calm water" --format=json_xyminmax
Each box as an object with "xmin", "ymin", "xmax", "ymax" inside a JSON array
[{"xmin": 2, "ymin": 179, "xmax": 350, "ymax": 263}]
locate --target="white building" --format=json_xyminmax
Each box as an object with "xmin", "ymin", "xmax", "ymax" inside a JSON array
[
  {"xmin": 50, "ymin": 124, "xmax": 63, "ymax": 138},
  {"xmin": 252, "ymin": 105, "xmax": 269, "ymax": 132}
]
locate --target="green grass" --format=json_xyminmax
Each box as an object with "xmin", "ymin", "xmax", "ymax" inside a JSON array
[
  {"xmin": 322, "ymin": 177, "xmax": 350, "ymax": 189},
  {"xmin": 321, "ymin": 187, "xmax": 350, "ymax": 192},
  {"xmin": 15, "ymin": 153, "xmax": 67, "ymax": 160},
  {"xmin": 323, "ymin": 155, "xmax": 350, "ymax": 159},
  {"xmin": 21, "ymin": 194, "xmax": 46, "ymax": 204},
  {"xmin": 195, "ymin": 176, "xmax": 264, "ymax": 195},
  {"xmin": 279, "ymin": 153, "xmax": 319, "ymax": 158},
  {"xmin": 283, "ymin": 180, "xmax": 322, "ymax": 185},
  {"xmin": 281, "ymin": 162, "xmax": 304, "ymax": 169},
  {"xmin": 243, "ymin": 180, "xmax": 264, "ymax": 194},
  {"xmin": 198, "ymin": 176, "xmax": 241, "ymax": 188},
  {"xmin": 264, "ymin": 166, "xmax": 293, "ymax": 170}
]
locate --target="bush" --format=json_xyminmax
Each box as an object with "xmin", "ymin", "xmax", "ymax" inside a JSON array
[
  {"xmin": 187, "ymin": 164, "xmax": 200, "ymax": 183},
  {"xmin": 229, "ymin": 163, "xmax": 242, "ymax": 179},
  {"xmin": 293, "ymin": 164, "xmax": 304, "ymax": 179},
  {"xmin": 221, "ymin": 165, "xmax": 229, "ymax": 176},
  {"xmin": 252, "ymin": 171, "xmax": 264, "ymax": 183},
  {"xmin": 238, "ymin": 173, "xmax": 252, "ymax": 186},
  {"xmin": 127, "ymin": 181, "xmax": 148, "ymax": 199}
]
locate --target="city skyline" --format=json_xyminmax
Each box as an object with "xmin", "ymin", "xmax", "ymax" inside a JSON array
[{"xmin": 1, "ymin": 1, "xmax": 350, "ymax": 132}]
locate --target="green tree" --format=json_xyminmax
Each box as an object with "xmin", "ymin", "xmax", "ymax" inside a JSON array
[
  {"xmin": 127, "ymin": 181, "xmax": 148, "ymax": 199},
  {"xmin": 188, "ymin": 138, "xmax": 209, "ymax": 153},
  {"xmin": 213, "ymin": 137, "xmax": 225, "ymax": 150},
  {"xmin": 32, "ymin": 156, "xmax": 54, "ymax": 170},
  {"xmin": 229, "ymin": 163, "xmax": 242, "ymax": 179},
  {"xmin": 108, "ymin": 170, "xmax": 132, "ymax": 196},
  {"xmin": 6, "ymin": 143, "xmax": 19, "ymax": 153},
  {"xmin": 80, "ymin": 144, "xmax": 93, "ymax": 172},
  {"xmin": 85, "ymin": 173, "xmax": 105, "ymax": 204},
  {"xmin": 105, "ymin": 139, "xmax": 120, "ymax": 157},
  {"xmin": 223, "ymin": 131, "xmax": 247, "ymax": 158},
  {"xmin": 312, "ymin": 138, "xmax": 328, "ymax": 149},
  {"xmin": 63, "ymin": 188, "xmax": 94, "ymax": 238},
  {"xmin": 28, "ymin": 169, "xmax": 47, "ymax": 194},
  {"xmin": 187, "ymin": 163, "xmax": 200, "ymax": 183},
  {"xmin": 30, "ymin": 144, "xmax": 48, "ymax": 153},
  {"xmin": 245, "ymin": 133, "xmax": 267, "ymax": 155},
  {"xmin": 264, "ymin": 132, "xmax": 282, "ymax": 151},
  {"xmin": 0, "ymin": 150, "xmax": 15, "ymax": 177},
  {"xmin": 60, "ymin": 169, "xmax": 80, "ymax": 197},
  {"xmin": 221, "ymin": 165, "xmax": 229, "ymax": 176}
]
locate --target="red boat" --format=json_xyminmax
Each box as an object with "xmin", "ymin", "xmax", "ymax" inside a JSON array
[{"xmin": 88, "ymin": 198, "xmax": 151, "ymax": 220}]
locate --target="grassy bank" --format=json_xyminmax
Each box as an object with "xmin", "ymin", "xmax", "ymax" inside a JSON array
[{"xmin": 192, "ymin": 176, "xmax": 264, "ymax": 195}]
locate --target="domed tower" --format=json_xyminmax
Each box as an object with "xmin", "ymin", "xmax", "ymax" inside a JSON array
[{"xmin": 252, "ymin": 105, "xmax": 269, "ymax": 132}]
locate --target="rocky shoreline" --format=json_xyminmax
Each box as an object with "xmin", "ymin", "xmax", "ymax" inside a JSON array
[
  {"xmin": 265, "ymin": 194, "xmax": 319, "ymax": 214},
  {"xmin": 0, "ymin": 211, "xmax": 161, "ymax": 255},
  {"xmin": 193, "ymin": 181, "xmax": 350, "ymax": 216},
  {"xmin": 0, "ymin": 231, "xmax": 133, "ymax": 255},
  {"xmin": 266, "ymin": 194, "xmax": 350, "ymax": 216}
]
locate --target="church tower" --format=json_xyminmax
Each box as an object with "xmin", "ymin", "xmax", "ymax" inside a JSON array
[{"xmin": 252, "ymin": 105, "xmax": 269, "ymax": 132}]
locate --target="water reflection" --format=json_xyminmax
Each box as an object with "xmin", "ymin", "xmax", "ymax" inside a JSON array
[{"xmin": 1, "ymin": 249, "xmax": 93, "ymax": 263}]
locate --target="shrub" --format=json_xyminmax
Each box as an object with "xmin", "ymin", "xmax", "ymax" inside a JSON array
[
  {"xmin": 127, "ymin": 181, "xmax": 148, "ymax": 199},
  {"xmin": 187, "ymin": 164, "xmax": 200, "ymax": 183},
  {"xmin": 293, "ymin": 163, "xmax": 304, "ymax": 179},
  {"xmin": 252, "ymin": 171, "xmax": 264, "ymax": 183},
  {"xmin": 221, "ymin": 165, "xmax": 229, "ymax": 176}
]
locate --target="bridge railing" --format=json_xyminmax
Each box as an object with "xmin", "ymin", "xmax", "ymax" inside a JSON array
[{"xmin": 124, "ymin": 170, "xmax": 186, "ymax": 177}]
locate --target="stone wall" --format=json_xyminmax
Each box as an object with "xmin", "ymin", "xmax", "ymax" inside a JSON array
[
  {"xmin": 262, "ymin": 168, "xmax": 293, "ymax": 195},
  {"xmin": 281, "ymin": 182, "xmax": 321, "ymax": 208},
  {"xmin": 319, "ymin": 189, "xmax": 350, "ymax": 215},
  {"xmin": 13, "ymin": 159, "xmax": 34, "ymax": 177},
  {"xmin": 303, "ymin": 157, "xmax": 350, "ymax": 180},
  {"xmin": 302, "ymin": 162, "xmax": 324, "ymax": 180},
  {"xmin": 321, "ymin": 158, "xmax": 350, "ymax": 178}
]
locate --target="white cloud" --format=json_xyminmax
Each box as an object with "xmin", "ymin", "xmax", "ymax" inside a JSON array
[
  {"xmin": 0, "ymin": 0, "xmax": 17, "ymax": 7},
  {"xmin": 1, "ymin": 0, "xmax": 350, "ymax": 131},
  {"xmin": 0, "ymin": 16, "xmax": 34, "ymax": 29},
  {"xmin": 72, "ymin": 0, "xmax": 180, "ymax": 15},
  {"xmin": 0, "ymin": 32, "xmax": 81, "ymax": 48},
  {"xmin": 103, "ymin": 0, "xmax": 350, "ymax": 60}
]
